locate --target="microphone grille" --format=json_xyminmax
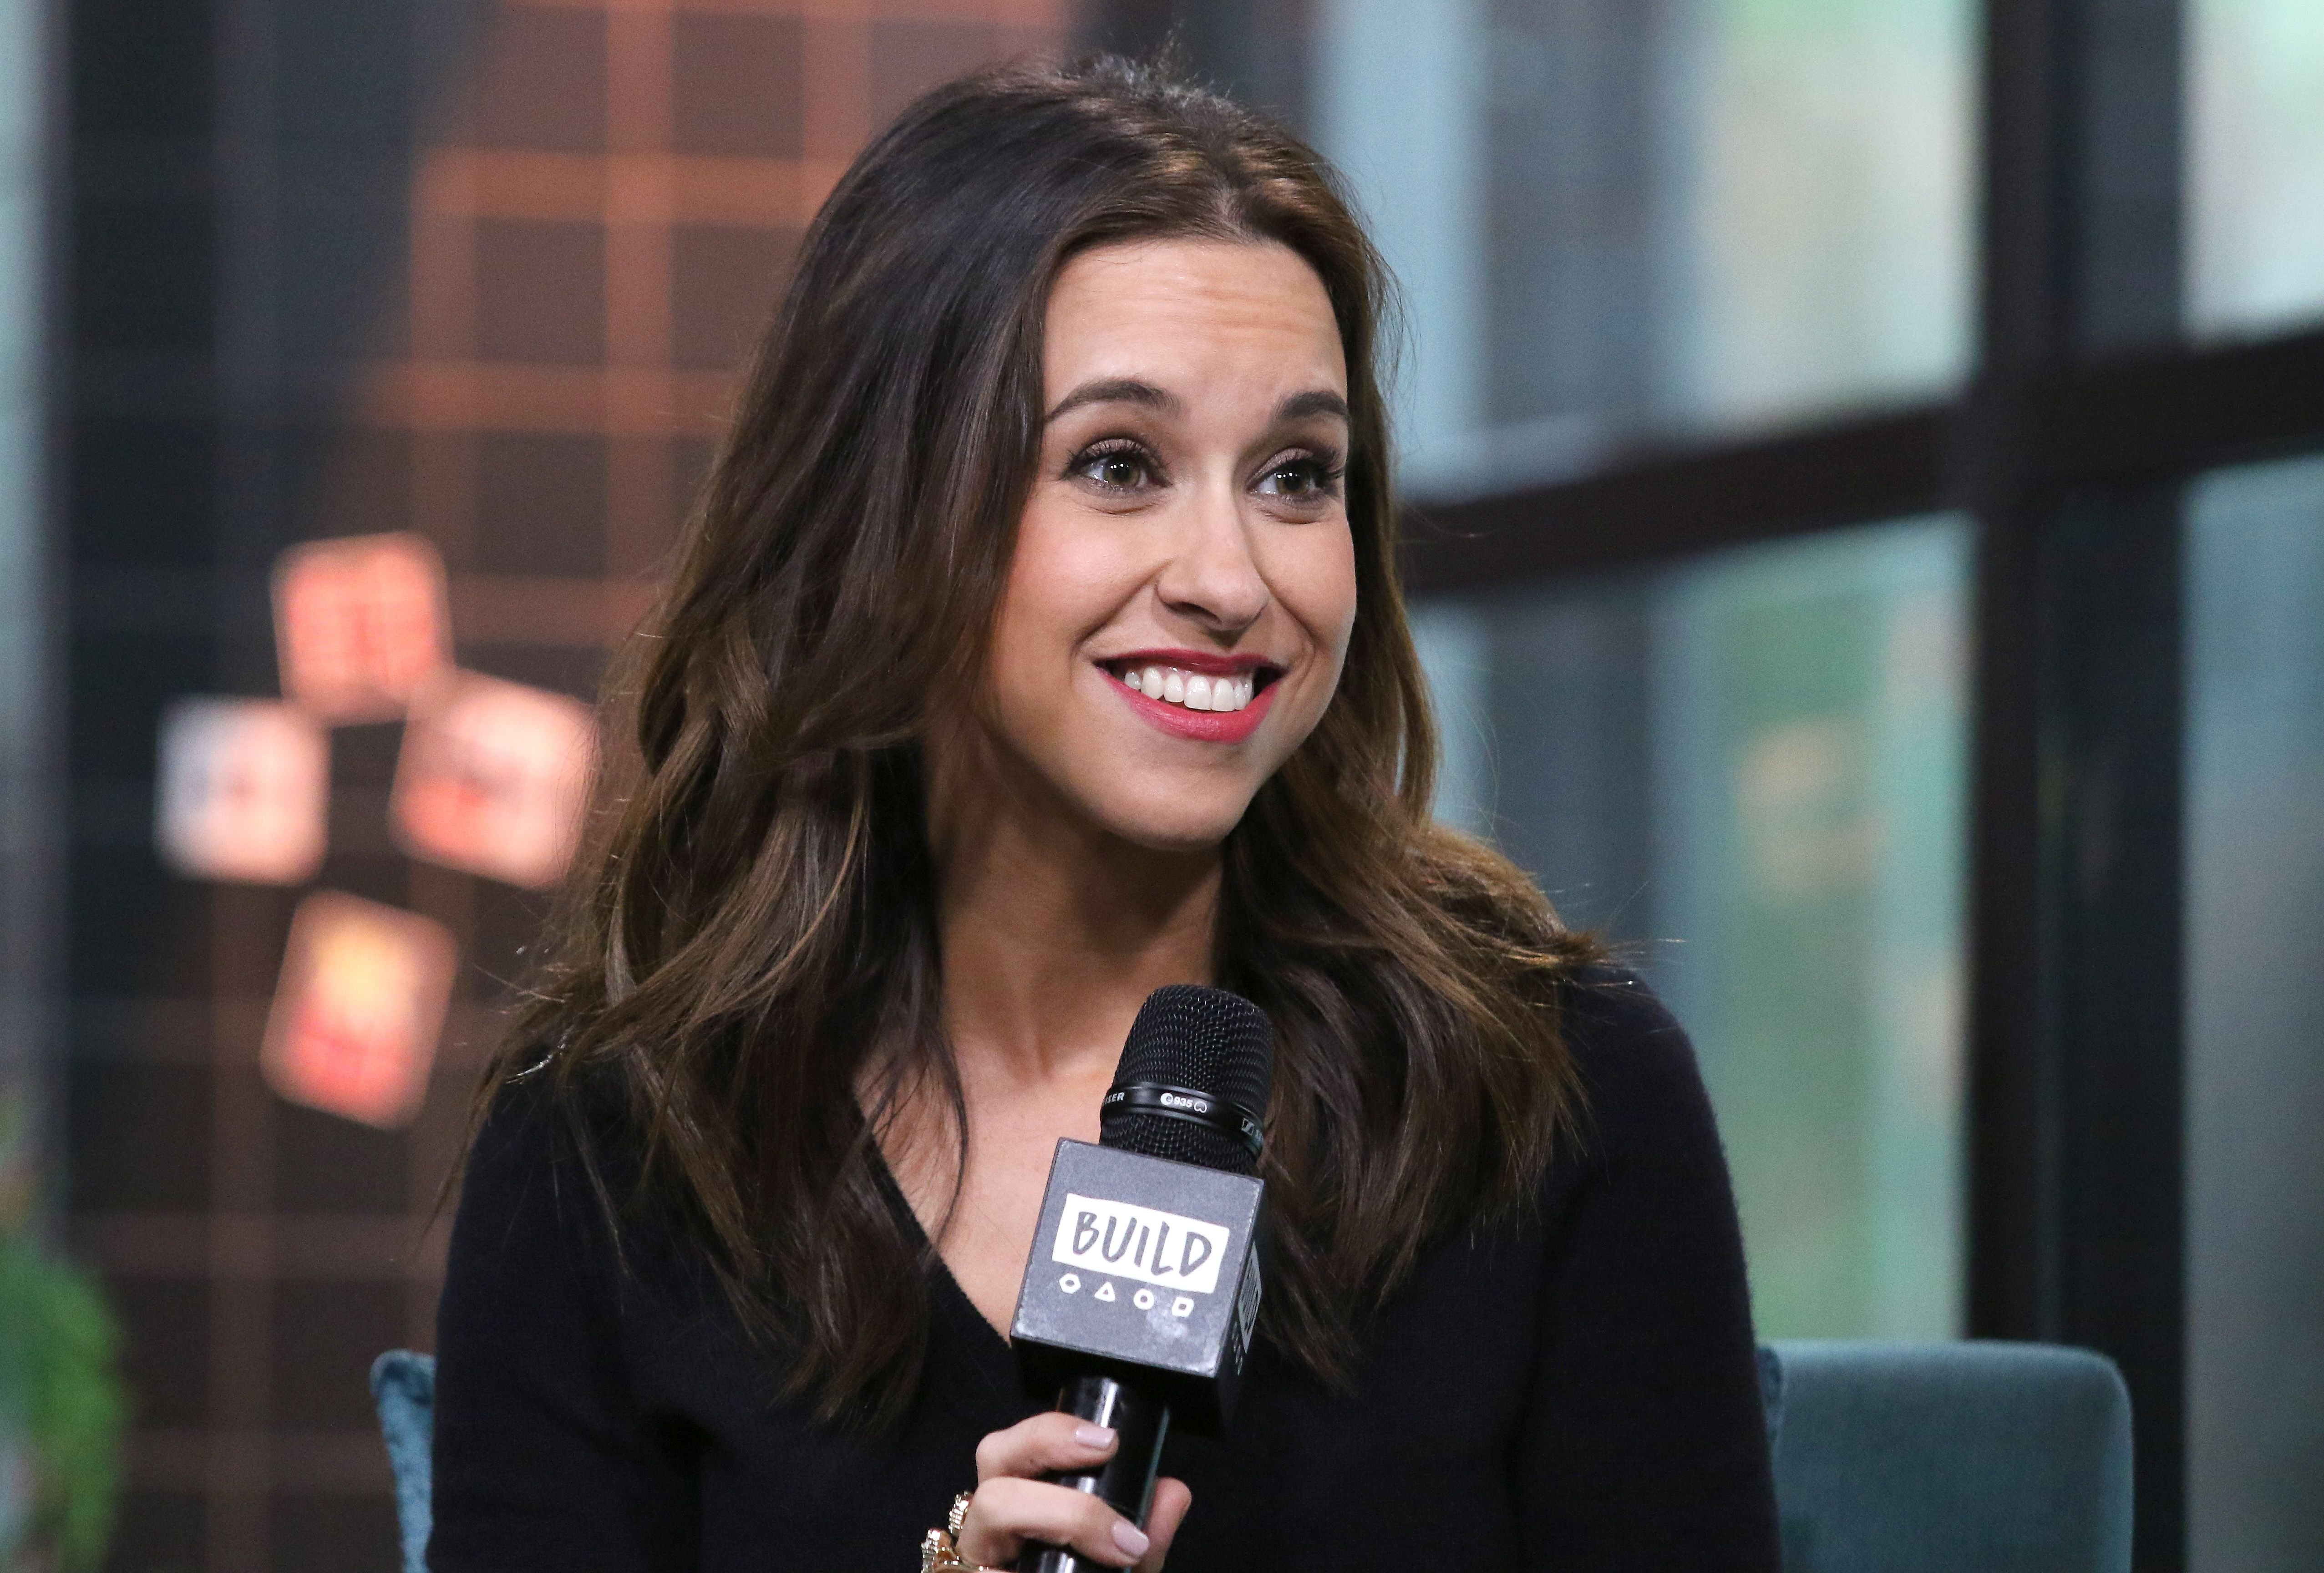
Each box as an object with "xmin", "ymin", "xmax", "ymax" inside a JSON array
[{"xmin": 1102, "ymin": 985, "xmax": 1274, "ymax": 1176}]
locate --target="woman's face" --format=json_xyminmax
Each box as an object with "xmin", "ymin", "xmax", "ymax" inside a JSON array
[{"xmin": 978, "ymin": 237, "xmax": 1358, "ymax": 852}]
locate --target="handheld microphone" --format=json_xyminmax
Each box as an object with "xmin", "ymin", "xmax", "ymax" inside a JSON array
[{"xmin": 1009, "ymin": 984, "xmax": 1273, "ymax": 1573}]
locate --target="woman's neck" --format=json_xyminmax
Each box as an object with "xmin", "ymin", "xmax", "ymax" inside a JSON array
[
  {"xmin": 888, "ymin": 736, "xmax": 1221, "ymax": 1331},
  {"xmin": 927, "ymin": 742, "xmax": 1221, "ymax": 1090}
]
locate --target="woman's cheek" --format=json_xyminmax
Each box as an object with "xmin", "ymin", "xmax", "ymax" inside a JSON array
[
  {"xmin": 1272, "ymin": 521, "xmax": 1359, "ymax": 718},
  {"xmin": 990, "ymin": 526, "xmax": 1116, "ymax": 709},
  {"xmin": 1014, "ymin": 507, "xmax": 1159, "ymax": 648}
]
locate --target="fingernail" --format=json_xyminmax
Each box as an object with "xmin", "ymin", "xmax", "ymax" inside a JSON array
[
  {"xmin": 1074, "ymin": 1423, "xmax": 1116, "ymax": 1449},
  {"xmin": 1112, "ymin": 1522, "xmax": 1151, "ymax": 1559}
]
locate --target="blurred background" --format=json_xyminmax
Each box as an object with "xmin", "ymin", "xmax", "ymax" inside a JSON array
[{"xmin": 0, "ymin": 0, "xmax": 2317, "ymax": 1567}]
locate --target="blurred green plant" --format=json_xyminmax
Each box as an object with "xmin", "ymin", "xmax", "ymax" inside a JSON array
[{"xmin": 0, "ymin": 1100, "xmax": 123, "ymax": 1572}]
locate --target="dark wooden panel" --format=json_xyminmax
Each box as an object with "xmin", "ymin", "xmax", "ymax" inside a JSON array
[
  {"xmin": 1401, "ymin": 407, "xmax": 1949, "ymax": 593},
  {"xmin": 2040, "ymin": 326, "xmax": 2324, "ymax": 488}
]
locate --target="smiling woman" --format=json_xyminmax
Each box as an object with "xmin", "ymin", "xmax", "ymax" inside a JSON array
[
  {"xmin": 981, "ymin": 238, "xmax": 1357, "ymax": 844},
  {"xmin": 427, "ymin": 56, "xmax": 1778, "ymax": 1573}
]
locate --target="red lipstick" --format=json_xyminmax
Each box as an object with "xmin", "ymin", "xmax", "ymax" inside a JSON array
[
  {"xmin": 1096, "ymin": 650, "xmax": 1284, "ymax": 745},
  {"xmin": 1103, "ymin": 648, "xmax": 1275, "ymax": 677}
]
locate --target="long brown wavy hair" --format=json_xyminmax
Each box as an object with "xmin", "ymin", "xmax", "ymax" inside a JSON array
[{"xmin": 483, "ymin": 55, "xmax": 1600, "ymax": 1429}]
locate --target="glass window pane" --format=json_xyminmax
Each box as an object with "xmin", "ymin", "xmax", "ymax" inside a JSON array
[
  {"xmin": 2186, "ymin": 456, "xmax": 2324, "ymax": 1573},
  {"xmin": 1302, "ymin": 0, "xmax": 1974, "ymax": 495},
  {"xmin": 0, "ymin": 0, "xmax": 42, "ymax": 1120},
  {"xmin": 2190, "ymin": 0, "xmax": 2324, "ymax": 339},
  {"xmin": 1415, "ymin": 517, "xmax": 1970, "ymax": 1337}
]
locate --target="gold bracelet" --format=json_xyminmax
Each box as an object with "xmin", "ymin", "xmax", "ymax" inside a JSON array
[{"xmin": 921, "ymin": 1492, "xmax": 1006, "ymax": 1573}]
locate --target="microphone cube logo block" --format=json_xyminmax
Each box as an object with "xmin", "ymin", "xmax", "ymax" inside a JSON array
[
  {"xmin": 1052, "ymin": 1195, "xmax": 1232, "ymax": 1295},
  {"xmin": 1011, "ymin": 1141, "xmax": 1264, "ymax": 1430}
]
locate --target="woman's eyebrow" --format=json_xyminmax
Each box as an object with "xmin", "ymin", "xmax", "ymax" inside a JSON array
[
  {"xmin": 1277, "ymin": 389, "xmax": 1350, "ymax": 425},
  {"xmin": 1045, "ymin": 378, "xmax": 1180, "ymax": 423},
  {"xmin": 1042, "ymin": 381, "xmax": 1350, "ymax": 426}
]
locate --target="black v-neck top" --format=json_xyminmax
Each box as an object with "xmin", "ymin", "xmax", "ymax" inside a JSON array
[{"xmin": 428, "ymin": 972, "xmax": 1779, "ymax": 1571}]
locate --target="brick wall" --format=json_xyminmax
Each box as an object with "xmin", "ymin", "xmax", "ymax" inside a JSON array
[{"xmin": 65, "ymin": 3, "xmax": 1063, "ymax": 1568}]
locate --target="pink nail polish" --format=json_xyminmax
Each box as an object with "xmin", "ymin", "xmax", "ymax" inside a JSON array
[
  {"xmin": 1074, "ymin": 1423, "xmax": 1116, "ymax": 1449},
  {"xmin": 1112, "ymin": 1521, "xmax": 1150, "ymax": 1559}
]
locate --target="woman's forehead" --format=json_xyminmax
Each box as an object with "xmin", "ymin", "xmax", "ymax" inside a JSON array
[{"xmin": 1042, "ymin": 238, "xmax": 1347, "ymax": 402}]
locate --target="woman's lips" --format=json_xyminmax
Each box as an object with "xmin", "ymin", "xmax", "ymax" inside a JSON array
[{"xmin": 1108, "ymin": 668, "xmax": 1278, "ymax": 743}]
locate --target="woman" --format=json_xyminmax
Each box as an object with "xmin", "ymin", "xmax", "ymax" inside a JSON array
[{"xmin": 430, "ymin": 56, "xmax": 1778, "ymax": 1573}]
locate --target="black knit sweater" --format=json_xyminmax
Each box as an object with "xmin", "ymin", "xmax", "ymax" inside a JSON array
[{"xmin": 428, "ymin": 971, "xmax": 1779, "ymax": 1571}]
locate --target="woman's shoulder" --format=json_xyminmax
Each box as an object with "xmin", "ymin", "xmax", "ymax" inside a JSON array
[
  {"xmin": 467, "ymin": 1054, "xmax": 613, "ymax": 1172},
  {"xmin": 455, "ymin": 1056, "xmax": 651, "ymax": 1260},
  {"xmin": 1555, "ymin": 963, "xmax": 1694, "ymax": 1062},
  {"xmin": 1550, "ymin": 964, "xmax": 1723, "ymax": 1170}
]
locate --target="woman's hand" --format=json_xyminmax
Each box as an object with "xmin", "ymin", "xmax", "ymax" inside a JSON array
[{"xmin": 954, "ymin": 1412, "xmax": 1194, "ymax": 1571}]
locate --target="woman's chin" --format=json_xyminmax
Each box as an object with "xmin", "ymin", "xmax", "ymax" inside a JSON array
[{"xmin": 1084, "ymin": 793, "xmax": 1251, "ymax": 857}]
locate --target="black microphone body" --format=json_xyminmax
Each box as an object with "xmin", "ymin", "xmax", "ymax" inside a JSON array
[
  {"xmin": 1035, "ymin": 1373, "xmax": 1170, "ymax": 1555},
  {"xmin": 1010, "ymin": 986, "xmax": 1273, "ymax": 1573}
]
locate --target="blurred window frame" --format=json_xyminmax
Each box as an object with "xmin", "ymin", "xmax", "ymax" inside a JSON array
[{"xmin": 1078, "ymin": 1, "xmax": 2324, "ymax": 1564}]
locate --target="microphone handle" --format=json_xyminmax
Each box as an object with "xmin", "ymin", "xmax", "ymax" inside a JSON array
[{"xmin": 1015, "ymin": 1373, "xmax": 1170, "ymax": 1573}]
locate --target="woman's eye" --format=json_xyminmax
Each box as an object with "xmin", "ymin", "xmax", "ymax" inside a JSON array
[
  {"xmin": 1073, "ymin": 448, "xmax": 1156, "ymax": 491},
  {"xmin": 1258, "ymin": 457, "xmax": 1338, "ymax": 499}
]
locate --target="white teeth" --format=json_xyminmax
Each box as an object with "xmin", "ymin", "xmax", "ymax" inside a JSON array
[{"xmin": 1116, "ymin": 664, "xmax": 1261, "ymax": 713}]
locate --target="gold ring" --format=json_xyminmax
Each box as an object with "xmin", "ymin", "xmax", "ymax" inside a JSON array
[{"xmin": 921, "ymin": 1492, "xmax": 1004, "ymax": 1573}]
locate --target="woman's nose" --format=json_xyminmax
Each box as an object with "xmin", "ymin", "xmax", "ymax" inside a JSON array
[{"xmin": 1154, "ymin": 483, "xmax": 1269, "ymax": 635}]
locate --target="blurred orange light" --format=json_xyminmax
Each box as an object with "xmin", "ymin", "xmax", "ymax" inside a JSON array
[
  {"xmin": 273, "ymin": 533, "xmax": 451, "ymax": 723},
  {"xmin": 391, "ymin": 670, "xmax": 596, "ymax": 889},
  {"xmin": 155, "ymin": 698, "xmax": 330, "ymax": 884},
  {"xmin": 262, "ymin": 892, "xmax": 456, "ymax": 1130}
]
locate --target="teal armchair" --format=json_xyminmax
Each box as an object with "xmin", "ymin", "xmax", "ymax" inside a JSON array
[
  {"xmin": 1758, "ymin": 1341, "xmax": 2132, "ymax": 1573},
  {"xmin": 375, "ymin": 1340, "xmax": 2134, "ymax": 1573}
]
